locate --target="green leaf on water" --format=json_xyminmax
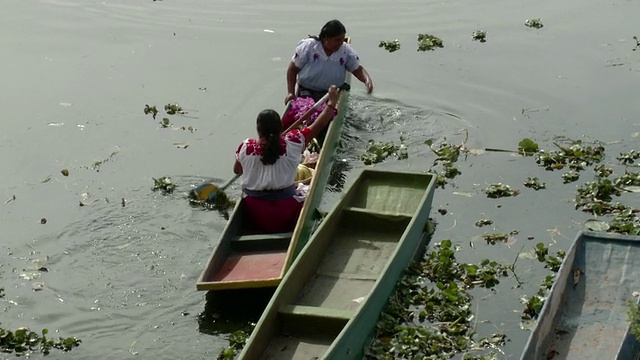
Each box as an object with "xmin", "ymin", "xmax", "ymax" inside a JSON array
[{"xmin": 518, "ymin": 138, "xmax": 539, "ymax": 155}]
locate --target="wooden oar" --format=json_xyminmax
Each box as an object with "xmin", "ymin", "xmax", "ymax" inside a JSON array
[{"xmin": 189, "ymin": 83, "xmax": 349, "ymax": 203}]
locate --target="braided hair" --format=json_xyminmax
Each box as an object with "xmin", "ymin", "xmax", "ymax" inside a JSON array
[
  {"xmin": 309, "ymin": 19, "xmax": 346, "ymax": 41},
  {"xmin": 256, "ymin": 109, "xmax": 282, "ymax": 165}
]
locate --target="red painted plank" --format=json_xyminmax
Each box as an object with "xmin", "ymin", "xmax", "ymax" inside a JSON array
[{"xmin": 211, "ymin": 250, "xmax": 287, "ymax": 282}]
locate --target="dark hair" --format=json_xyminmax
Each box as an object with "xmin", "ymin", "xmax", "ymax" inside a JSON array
[
  {"xmin": 309, "ymin": 19, "xmax": 346, "ymax": 41},
  {"xmin": 256, "ymin": 109, "xmax": 282, "ymax": 165}
]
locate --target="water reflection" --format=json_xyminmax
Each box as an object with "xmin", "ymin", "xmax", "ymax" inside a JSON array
[{"xmin": 197, "ymin": 288, "xmax": 274, "ymax": 336}]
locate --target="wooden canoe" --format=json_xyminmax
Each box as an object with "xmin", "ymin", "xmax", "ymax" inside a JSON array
[
  {"xmin": 521, "ymin": 230, "xmax": 640, "ymax": 360},
  {"xmin": 238, "ymin": 168, "xmax": 437, "ymax": 359},
  {"xmin": 195, "ymin": 72, "xmax": 352, "ymax": 291}
]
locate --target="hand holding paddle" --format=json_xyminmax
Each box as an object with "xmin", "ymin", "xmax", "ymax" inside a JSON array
[{"xmin": 283, "ymin": 83, "xmax": 350, "ymax": 134}]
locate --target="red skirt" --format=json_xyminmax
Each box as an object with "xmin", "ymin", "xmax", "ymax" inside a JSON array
[{"xmin": 243, "ymin": 196, "xmax": 304, "ymax": 233}]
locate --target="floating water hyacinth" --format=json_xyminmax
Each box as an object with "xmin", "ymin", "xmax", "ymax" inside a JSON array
[{"xmin": 525, "ymin": 18, "xmax": 544, "ymax": 29}]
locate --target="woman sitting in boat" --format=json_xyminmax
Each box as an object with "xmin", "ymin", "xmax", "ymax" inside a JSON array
[
  {"xmin": 284, "ymin": 19, "xmax": 372, "ymax": 146},
  {"xmin": 233, "ymin": 85, "xmax": 339, "ymax": 234},
  {"xmin": 284, "ymin": 19, "xmax": 373, "ymax": 104}
]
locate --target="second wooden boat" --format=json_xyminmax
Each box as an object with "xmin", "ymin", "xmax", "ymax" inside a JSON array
[
  {"xmin": 521, "ymin": 230, "xmax": 640, "ymax": 360},
  {"xmin": 238, "ymin": 168, "xmax": 437, "ymax": 359}
]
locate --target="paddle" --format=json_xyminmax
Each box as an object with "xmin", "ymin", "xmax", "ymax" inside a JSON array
[{"xmin": 189, "ymin": 83, "xmax": 350, "ymax": 203}]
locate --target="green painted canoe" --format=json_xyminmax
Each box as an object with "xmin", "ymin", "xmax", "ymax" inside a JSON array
[
  {"xmin": 238, "ymin": 168, "xmax": 437, "ymax": 359},
  {"xmin": 195, "ymin": 65, "xmax": 352, "ymax": 291}
]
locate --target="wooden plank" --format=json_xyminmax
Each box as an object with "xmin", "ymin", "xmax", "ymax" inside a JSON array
[
  {"xmin": 279, "ymin": 304, "xmax": 353, "ymax": 321},
  {"xmin": 233, "ymin": 232, "xmax": 293, "ymax": 242},
  {"xmin": 343, "ymin": 206, "xmax": 413, "ymax": 219}
]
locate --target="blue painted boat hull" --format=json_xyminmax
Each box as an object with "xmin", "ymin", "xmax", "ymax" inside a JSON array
[{"xmin": 521, "ymin": 231, "xmax": 640, "ymax": 360}]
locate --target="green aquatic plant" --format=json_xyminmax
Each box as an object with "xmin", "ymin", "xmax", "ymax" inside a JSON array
[
  {"xmin": 627, "ymin": 299, "xmax": 640, "ymax": 342},
  {"xmin": 594, "ymin": 164, "xmax": 613, "ymax": 178},
  {"xmin": 217, "ymin": 323, "xmax": 255, "ymax": 360},
  {"xmin": 562, "ymin": 170, "xmax": 580, "ymax": 183},
  {"xmin": 518, "ymin": 138, "xmax": 539, "ymax": 155},
  {"xmin": 520, "ymin": 243, "xmax": 566, "ymax": 327},
  {"xmin": 379, "ymin": 39, "xmax": 401, "ymax": 52},
  {"xmin": 152, "ymin": 177, "xmax": 177, "ymax": 194},
  {"xmin": 366, "ymin": 240, "xmax": 510, "ymax": 359},
  {"xmin": 615, "ymin": 171, "xmax": 640, "ymax": 187},
  {"xmin": 0, "ymin": 327, "xmax": 81, "ymax": 356},
  {"xmin": 524, "ymin": 18, "xmax": 543, "ymax": 29},
  {"xmin": 524, "ymin": 177, "xmax": 546, "ymax": 190},
  {"xmin": 535, "ymin": 141, "xmax": 605, "ymax": 171},
  {"xmin": 483, "ymin": 183, "xmax": 520, "ymax": 198},
  {"xmin": 472, "ymin": 30, "xmax": 487, "ymax": 43},
  {"xmin": 482, "ymin": 233, "xmax": 508, "ymax": 245},
  {"xmin": 520, "ymin": 274, "xmax": 555, "ymax": 326},
  {"xmin": 360, "ymin": 138, "xmax": 408, "ymax": 165},
  {"xmin": 164, "ymin": 103, "xmax": 185, "ymax": 115},
  {"xmin": 417, "ymin": 33, "xmax": 444, "ymax": 51},
  {"xmin": 0, "ymin": 289, "xmax": 81, "ymax": 356},
  {"xmin": 475, "ymin": 218, "xmax": 493, "ymax": 227},
  {"xmin": 144, "ymin": 104, "xmax": 158, "ymax": 119},
  {"xmin": 617, "ymin": 150, "xmax": 640, "ymax": 165}
]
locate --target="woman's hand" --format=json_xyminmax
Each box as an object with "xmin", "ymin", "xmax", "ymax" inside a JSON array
[
  {"xmin": 284, "ymin": 93, "xmax": 295, "ymax": 105},
  {"xmin": 327, "ymin": 85, "xmax": 338, "ymax": 106},
  {"xmin": 365, "ymin": 79, "xmax": 373, "ymax": 94}
]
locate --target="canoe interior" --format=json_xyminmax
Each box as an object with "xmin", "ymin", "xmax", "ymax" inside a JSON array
[
  {"xmin": 239, "ymin": 169, "xmax": 436, "ymax": 360},
  {"xmin": 521, "ymin": 231, "xmax": 640, "ymax": 360},
  {"xmin": 196, "ymin": 73, "xmax": 351, "ymax": 291}
]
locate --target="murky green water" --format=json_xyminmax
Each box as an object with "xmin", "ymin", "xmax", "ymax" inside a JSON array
[{"xmin": 1, "ymin": 0, "xmax": 639, "ymax": 359}]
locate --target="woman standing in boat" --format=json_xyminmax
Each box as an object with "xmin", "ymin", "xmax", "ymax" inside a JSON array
[
  {"xmin": 234, "ymin": 86, "xmax": 339, "ymax": 234},
  {"xmin": 284, "ymin": 19, "xmax": 373, "ymax": 105}
]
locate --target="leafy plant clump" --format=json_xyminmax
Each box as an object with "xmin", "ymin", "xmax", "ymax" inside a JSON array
[
  {"xmin": 144, "ymin": 104, "xmax": 159, "ymax": 119},
  {"xmin": 524, "ymin": 177, "xmax": 546, "ymax": 190},
  {"xmin": 472, "ymin": 30, "xmax": 487, "ymax": 43},
  {"xmin": 483, "ymin": 233, "xmax": 508, "ymax": 245},
  {"xmin": 562, "ymin": 170, "xmax": 580, "ymax": 183},
  {"xmin": 520, "ymin": 243, "xmax": 566, "ymax": 327},
  {"xmin": 417, "ymin": 34, "xmax": 444, "ymax": 51},
  {"xmin": 145, "ymin": 103, "xmax": 195, "ymax": 130},
  {"xmin": 627, "ymin": 299, "xmax": 640, "ymax": 341},
  {"xmin": 360, "ymin": 138, "xmax": 408, "ymax": 165},
  {"xmin": 379, "ymin": 39, "xmax": 401, "ymax": 53},
  {"xmin": 534, "ymin": 140, "xmax": 605, "ymax": 171},
  {"xmin": 524, "ymin": 19, "xmax": 544, "ymax": 29},
  {"xmin": 217, "ymin": 324, "xmax": 254, "ymax": 360},
  {"xmin": 475, "ymin": 218, "xmax": 493, "ymax": 227},
  {"xmin": 617, "ymin": 150, "xmax": 640, "ymax": 165},
  {"xmin": 152, "ymin": 177, "xmax": 177, "ymax": 194},
  {"xmin": 483, "ymin": 183, "xmax": 520, "ymax": 198},
  {"xmin": 426, "ymin": 131, "xmax": 468, "ymax": 188},
  {"xmin": 365, "ymin": 240, "xmax": 511, "ymax": 359},
  {"xmin": 0, "ymin": 327, "xmax": 81, "ymax": 356},
  {"xmin": 164, "ymin": 103, "xmax": 185, "ymax": 115}
]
